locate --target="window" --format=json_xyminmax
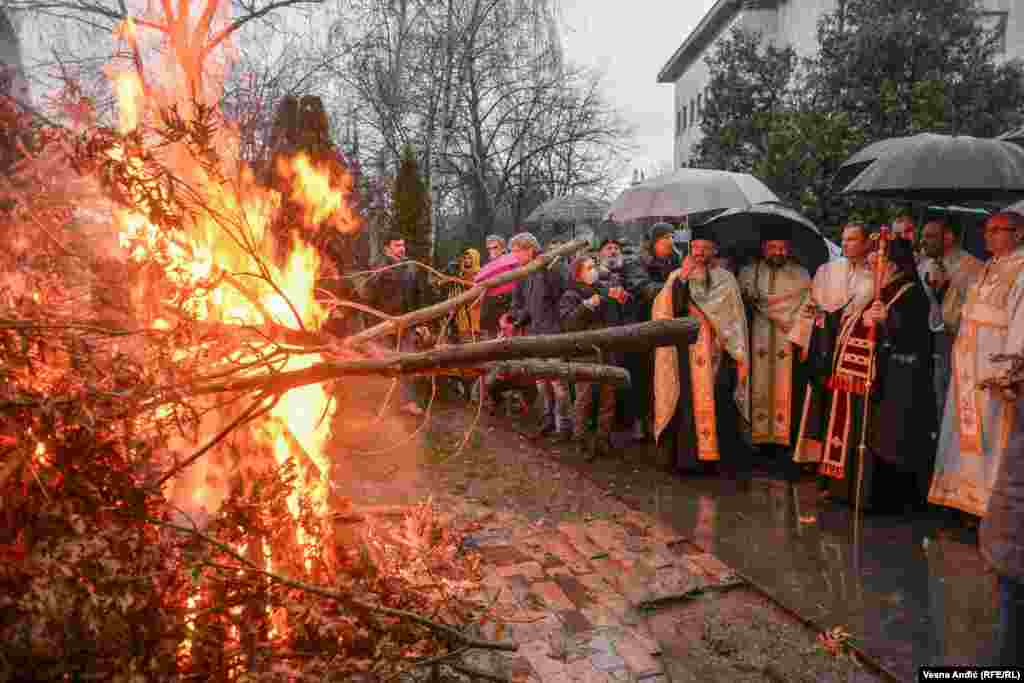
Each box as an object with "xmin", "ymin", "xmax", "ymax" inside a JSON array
[
  {"xmin": 690, "ymin": 100, "xmax": 696, "ymax": 128},
  {"xmin": 980, "ymin": 11, "xmax": 1009, "ymax": 54},
  {"xmin": 676, "ymin": 108, "xmax": 682, "ymax": 137}
]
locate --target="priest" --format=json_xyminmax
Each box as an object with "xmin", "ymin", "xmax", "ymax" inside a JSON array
[
  {"xmin": 652, "ymin": 226, "xmax": 751, "ymax": 479},
  {"xmin": 930, "ymin": 211, "xmax": 1024, "ymax": 522},
  {"xmin": 737, "ymin": 225, "xmax": 812, "ymax": 479},
  {"xmin": 797, "ymin": 234, "xmax": 937, "ymax": 510}
]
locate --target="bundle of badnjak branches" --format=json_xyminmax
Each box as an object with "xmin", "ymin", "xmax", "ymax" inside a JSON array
[{"xmin": 0, "ymin": 92, "xmax": 698, "ymax": 681}]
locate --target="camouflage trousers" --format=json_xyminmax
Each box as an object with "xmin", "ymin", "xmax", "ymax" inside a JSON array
[{"xmin": 573, "ymin": 381, "xmax": 616, "ymax": 440}]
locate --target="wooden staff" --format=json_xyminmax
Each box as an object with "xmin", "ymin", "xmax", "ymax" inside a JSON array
[{"xmin": 856, "ymin": 226, "xmax": 894, "ymax": 533}]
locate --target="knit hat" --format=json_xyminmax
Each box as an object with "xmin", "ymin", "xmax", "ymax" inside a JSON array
[{"xmin": 650, "ymin": 222, "xmax": 674, "ymax": 243}]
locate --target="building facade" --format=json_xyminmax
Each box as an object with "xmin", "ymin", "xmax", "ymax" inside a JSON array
[
  {"xmin": 659, "ymin": 0, "xmax": 1023, "ymax": 169},
  {"xmin": 0, "ymin": 6, "xmax": 26, "ymax": 100}
]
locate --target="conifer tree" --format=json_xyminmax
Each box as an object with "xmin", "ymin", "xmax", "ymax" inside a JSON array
[{"xmin": 389, "ymin": 144, "xmax": 432, "ymax": 263}]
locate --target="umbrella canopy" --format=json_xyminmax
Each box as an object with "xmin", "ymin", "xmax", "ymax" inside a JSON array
[
  {"xmin": 841, "ymin": 133, "xmax": 1024, "ymax": 203},
  {"xmin": 1006, "ymin": 199, "xmax": 1024, "ymax": 215},
  {"xmin": 998, "ymin": 125, "xmax": 1024, "ymax": 146},
  {"xmin": 524, "ymin": 195, "xmax": 609, "ymax": 225},
  {"xmin": 697, "ymin": 202, "xmax": 831, "ymax": 274},
  {"xmin": 605, "ymin": 169, "xmax": 779, "ymax": 223},
  {"xmin": 832, "ymin": 135, "xmax": 924, "ymax": 190}
]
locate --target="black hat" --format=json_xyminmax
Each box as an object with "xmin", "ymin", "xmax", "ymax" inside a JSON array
[
  {"xmin": 760, "ymin": 220, "xmax": 792, "ymax": 243},
  {"xmin": 886, "ymin": 235, "xmax": 918, "ymax": 275},
  {"xmin": 650, "ymin": 222, "xmax": 674, "ymax": 243},
  {"xmin": 690, "ymin": 224, "xmax": 718, "ymax": 244}
]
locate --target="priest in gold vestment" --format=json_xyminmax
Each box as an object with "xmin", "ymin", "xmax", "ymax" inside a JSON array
[
  {"xmin": 738, "ymin": 229, "xmax": 812, "ymax": 478},
  {"xmin": 929, "ymin": 212, "xmax": 1024, "ymax": 519},
  {"xmin": 653, "ymin": 226, "xmax": 751, "ymax": 478}
]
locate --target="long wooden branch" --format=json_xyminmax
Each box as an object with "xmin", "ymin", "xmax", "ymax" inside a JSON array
[
  {"xmin": 343, "ymin": 239, "xmax": 588, "ymax": 348},
  {"xmin": 449, "ymin": 360, "xmax": 630, "ymax": 387},
  {"xmin": 187, "ymin": 319, "xmax": 699, "ymax": 398}
]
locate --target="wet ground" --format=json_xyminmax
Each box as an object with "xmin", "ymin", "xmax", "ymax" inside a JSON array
[
  {"xmin": 568, "ymin": 437, "xmax": 999, "ymax": 682},
  {"xmin": 327, "ymin": 379, "xmax": 996, "ymax": 682}
]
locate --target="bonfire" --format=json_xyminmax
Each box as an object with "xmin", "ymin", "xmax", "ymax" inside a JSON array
[{"xmin": 0, "ymin": 2, "xmax": 696, "ymax": 679}]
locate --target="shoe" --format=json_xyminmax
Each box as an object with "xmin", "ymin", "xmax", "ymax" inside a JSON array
[
  {"xmin": 401, "ymin": 401, "xmax": 424, "ymax": 416},
  {"xmin": 594, "ymin": 436, "xmax": 613, "ymax": 459}
]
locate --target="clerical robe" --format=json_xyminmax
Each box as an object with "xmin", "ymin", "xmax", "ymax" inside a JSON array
[
  {"xmin": 738, "ymin": 260, "xmax": 812, "ymax": 447},
  {"xmin": 653, "ymin": 267, "xmax": 750, "ymax": 472},
  {"xmin": 797, "ymin": 276, "xmax": 937, "ymax": 509},
  {"xmin": 929, "ymin": 246, "xmax": 1024, "ymax": 517},
  {"xmin": 793, "ymin": 258, "xmax": 873, "ymax": 463}
]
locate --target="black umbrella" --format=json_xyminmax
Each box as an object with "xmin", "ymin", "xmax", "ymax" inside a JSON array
[
  {"xmin": 832, "ymin": 135, "xmax": 923, "ymax": 190},
  {"xmin": 697, "ymin": 202, "xmax": 831, "ymax": 274},
  {"xmin": 998, "ymin": 125, "xmax": 1024, "ymax": 147},
  {"xmin": 841, "ymin": 133, "xmax": 1024, "ymax": 203}
]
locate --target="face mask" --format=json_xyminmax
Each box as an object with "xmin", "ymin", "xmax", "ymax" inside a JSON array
[{"xmin": 582, "ymin": 269, "xmax": 599, "ymax": 285}]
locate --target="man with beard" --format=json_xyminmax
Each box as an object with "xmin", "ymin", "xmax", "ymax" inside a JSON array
[
  {"xmin": 799, "ymin": 235, "xmax": 937, "ymax": 510},
  {"xmin": 652, "ymin": 226, "xmax": 750, "ymax": 478},
  {"xmin": 738, "ymin": 227, "xmax": 812, "ymax": 479},
  {"xmin": 918, "ymin": 219, "xmax": 983, "ymax": 417},
  {"xmin": 596, "ymin": 238, "xmax": 646, "ymax": 441}
]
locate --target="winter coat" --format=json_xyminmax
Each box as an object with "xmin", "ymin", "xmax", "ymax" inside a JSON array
[
  {"xmin": 598, "ymin": 258, "xmax": 644, "ymax": 324},
  {"xmin": 362, "ymin": 254, "xmax": 423, "ymax": 317},
  {"xmin": 559, "ymin": 281, "xmax": 621, "ymax": 363},
  {"xmin": 981, "ymin": 411, "xmax": 1024, "ymax": 580},
  {"xmin": 624, "ymin": 252, "xmax": 682, "ymax": 320},
  {"xmin": 510, "ymin": 264, "xmax": 566, "ymax": 336}
]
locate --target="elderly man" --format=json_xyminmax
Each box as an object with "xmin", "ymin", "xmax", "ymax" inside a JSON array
[
  {"xmin": 508, "ymin": 232, "xmax": 570, "ymax": 439},
  {"xmin": 738, "ymin": 226, "xmax": 812, "ymax": 476},
  {"xmin": 918, "ymin": 219, "xmax": 984, "ymax": 417},
  {"xmin": 929, "ymin": 212, "xmax": 1024, "ymax": 522},
  {"xmin": 652, "ymin": 226, "xmax": 750, "ymax": 478},
  {"xmin": 485, "ymin": 234, "xmax": 506, "ymax": 262}
]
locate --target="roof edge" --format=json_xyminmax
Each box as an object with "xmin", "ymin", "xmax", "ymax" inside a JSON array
[{"xmin": 657, "ymin": 0, "xmax": 740, "ymax": 84}]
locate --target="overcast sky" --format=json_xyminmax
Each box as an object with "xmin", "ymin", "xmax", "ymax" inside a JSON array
[{"xmin": 556, "ymin": 0, "xmax": 718, "ymax": 181}]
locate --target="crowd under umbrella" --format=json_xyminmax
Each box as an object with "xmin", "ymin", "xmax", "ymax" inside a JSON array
[
  {"xmin": 840, "ymin": 133, "xmax": 1024, "ymax": 204},
  {"xmin": 604, "ymin": 168, "xmax": 780, "ymax": 224},
  {"xmin": 696, "ymin": 202, "xmax": 833, "ymax": 275}
]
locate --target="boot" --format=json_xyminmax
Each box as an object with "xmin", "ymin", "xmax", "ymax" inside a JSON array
[{"xmin": 593, "ymin": 435, "xmax": 613, "ymax": 460}]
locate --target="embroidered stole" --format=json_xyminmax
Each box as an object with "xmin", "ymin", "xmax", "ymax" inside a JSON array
[
  {"xmin": 953, "ymin": 256, "xmax": 1024, "ymax": 456},
  {"xmin": 820, "ymin": 282, "xmax": 913, "ymax": 480}
]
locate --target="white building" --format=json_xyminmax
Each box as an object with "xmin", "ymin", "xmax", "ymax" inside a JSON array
[
  {"xmin": 658, "ymin": 0, "xmax": 1022, "ymax": 168},
  {"xmin": 0, "ymin": 6, "xmax": 28, "ymax": 101}
]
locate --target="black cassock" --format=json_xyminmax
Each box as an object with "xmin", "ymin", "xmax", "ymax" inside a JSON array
[
  {"xmin": 795, "ymin": 277, "xmax": 937, "ymax": 510},
  {"xmin": 660, "ymin": 277, "xmax": 751, "ymax": 477}
]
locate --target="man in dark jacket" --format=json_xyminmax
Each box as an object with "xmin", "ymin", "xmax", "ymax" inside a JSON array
[
  {"xmin": 981, "ymin": 380, "xmax": 1024, "ymax": 665},
  {"xmin": 508, "ymin": 232, "xmax": 570, "ymax": 438},
  {"xmin": 622, "ymin": 223, "xmax": 682, "ymax": 442},
  {"xmin": 360, "ymin": 234, "xmax": 426, "ymax": 416}
]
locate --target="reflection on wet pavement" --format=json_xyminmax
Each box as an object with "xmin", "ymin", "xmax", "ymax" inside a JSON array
[{"xmin": 631, "ymin": 472, "xmax": 997, "ymax": 682}]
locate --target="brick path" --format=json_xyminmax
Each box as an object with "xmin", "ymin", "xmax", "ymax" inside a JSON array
[{"xmin": 458, "ymin": 506, "xmax": 744, "ymax": 682}]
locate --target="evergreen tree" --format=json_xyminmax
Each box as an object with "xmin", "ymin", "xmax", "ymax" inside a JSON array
[{"xmin": 389, "ymin": 144, "xmax": 432, "ymax": 263}]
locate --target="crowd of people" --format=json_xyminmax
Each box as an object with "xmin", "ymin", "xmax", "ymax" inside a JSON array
[{"xmin": 356, "ymin": 211, "xmax": 1024, "ymax": 665}]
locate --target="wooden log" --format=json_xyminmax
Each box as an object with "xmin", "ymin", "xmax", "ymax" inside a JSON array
[
  {"xmin": 342, "ymin": 239, "xmax": 589, "ymax": 348},
  {"xmin": 433, "ymin": 360, "xmax": 631, "ymax": 387},
  {"xmin": 187, "ymin": 318, "xmax": 699, "ymax": 397}
]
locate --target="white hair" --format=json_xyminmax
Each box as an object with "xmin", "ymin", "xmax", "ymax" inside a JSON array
[{"xmin": 509, "ymin": 232, "xmax": 540, "ymax": 252}]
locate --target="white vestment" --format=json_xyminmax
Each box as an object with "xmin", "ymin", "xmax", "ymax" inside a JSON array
[
  {"xmin": 928, "ymin": 246, "xmax": 1024, "ymax": 517},
  {"xmin": 810, "ymin": 257, "xmax": 874, "ymax": 314}
]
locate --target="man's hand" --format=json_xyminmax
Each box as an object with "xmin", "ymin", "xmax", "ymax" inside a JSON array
[
  {"xmin": 609, "ymin": 286, "xmax": 628, "ymax": 304},
  {"xmin": 801, "ymin": 302, "xmax": 816, "ymax": 319},
  {"xmin": 864, "ymin": 300, "xmax": 886, "ymax": 326},
  {"xmin": 585, "ymin": 294, "xmax": 602, "ymax": 308},
  {"xmin": 927, "ymin": 269, "xmax": 949, "ymax": 291}
]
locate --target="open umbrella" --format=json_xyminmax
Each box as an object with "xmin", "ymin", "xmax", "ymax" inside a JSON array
[
  {"xmin": 524, "ymin": 195, "xmax": 609, "ymax": 225},
  {"xmin": 474, "ymin": 252, "xmax": 520, "ymax": 298},
  {"xmin": 832, "ymin": 135, "xmax": 922, "ymax": 190},
  {"xmin": 998, "ymin": 125, "xmax": 1024, "ymax": 147},
  {"xmin": 841, "ymin": 133, "xmax": 1024, "ymax": 203},
  {"xmin": 605, "ymin": 169, "xmax": 779, "ymax": 223},
  {"xmin": 697, "ymin": 202, "xmax": 832, "ymax": 274}
]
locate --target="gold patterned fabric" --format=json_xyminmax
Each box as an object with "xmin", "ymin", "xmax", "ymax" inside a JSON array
[
  {"xmin": 739, "ymin": 261, "xmax": 811, "ymax": 446},
  {"xmin": 930, "ymin": 247, "xmax": 1024, "ymax": 516},
  {"xmin": 653, "ymin": 266, "xmax": 749, "ymax": 461}
]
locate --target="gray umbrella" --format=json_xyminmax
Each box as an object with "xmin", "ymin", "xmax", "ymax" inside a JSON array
[
  {"xmin": 605, "ymin": 168, "xmax": 779, "ymax": 223},
  {"xmin": 842, "ymin": 133, "xmax": 1024, "ymax": 203},
  {"xmin": 524, "ymin": 195, "xmax": 610, "ymax": 225}
]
